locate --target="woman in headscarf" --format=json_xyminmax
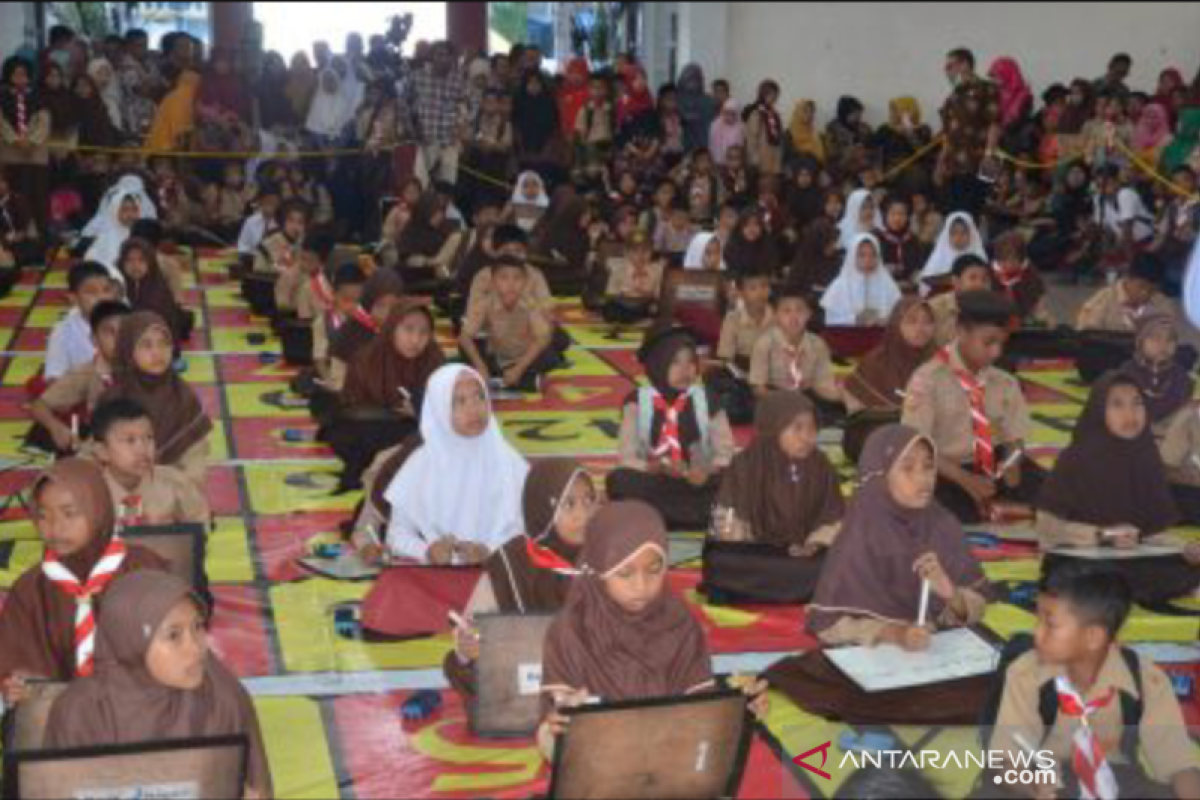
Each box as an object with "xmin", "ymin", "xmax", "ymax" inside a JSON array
[
  {"xmin": 844, "ymin": 298, "xmax": 936, "ymax": 414},
  {"xmin": 1159, "ymin": 107, "xmax": 1200, "ymax": 173},
  {"xmin": 257, "ymin": 51, "xmax": 298, "ymax": 133},
  {"xmin": 507, "ymin": 169, "xmax": 550, "ymax": 233},
  {"xmin": 1153, "ymin": 67, "xmax": 1186, "ymax": 127},
  {"xmin": 723, "ymin": 208, "xmax": 780, "ymax": 277},
  {"xmin": 784, "ymin": 154, "xmax": 825, "ymax": 234},
  {"xmin": 838, "ymin": 188, "xmax": 883, "ymax": 251},
  {"xmin": 708, "ymin": 100, "xmax": 745, "ymax": 167},
  {"xmin": 1037, "ymin": 373, "xmax": 1199, "ymax": 605},
  {"xmin": 98, "ymin": 311, "xmax": 213, "ymax": 486},
  {"xmin": 917, "ymin": 211, "xmax": 986, "ymax": 284},
  {"xmin": 513, "ymin": 69, "xmax": 562, "ymax": 170},
  {"xmin": 808, "ymin": 424, "xmax": 991, "ymax": 647},
  {"xmin": 328, "ymin": 302, "xmax": 445, "ymax": 490},
  {"xmin": 871, "ymin": 97, "xmax": 934, "ymax": 194},
  {"xmin": 821, "ymin": 233, "xmax": 901, "ymax": 328},
  {"xmin": 86, "ymin": 58, "xmax": 125, "ymax": 134},
  {"xmin": 381, "ymin": 364, "xmax": 529, "ymax": 564},
  {"xmin": 43, "ymin": 571, "xmax": 273, "ymax": 799},
  {"xmin": 787, "ymin": 99, "xmax": 826, "ymax": 165},
  {"xmin": 39, "ymin": 61, "xmax": 75, "ymax": 143},
  {"xmin": 710, "ymin": 392, "xmax": 844, "ymax": 591},
  {"xmin": 789, "ymin": 189, "xmax": 844, "ymax": 294},
  {"xmin": 1118, "ymin": 312, "xmax": 1195, "ymax": 436},
  {"xmin": 988, "ymin": 57, "xmax": 1033, "ymax": 132},
  {"xmin": 1132, "ymin": 102, "xmax": 1173, "ymax": 163},
  {"xmin": 197, "ymin": 47, "xmax": 249, "ymax": 121},
  {"xmin": 677, "ymin": 63, "xmax": 717, "ymax": 153},
  {"xmin": 607, "ymin": 327, "xmax": 735, "ymax": 531},
  {"xmin": 83, "ymin": 175, "xmax": 158, "ymax": 279},
  {"xmin": 0, "ymin": 57, "xmax": 50, "ymax": 232},
  {"xmin": 743, "ymin": 79, "xmax": 784, "ymax": 175},
  {"xmin": 117, "ymin": 238, "xmax": 191, "ymax": 346},
  {"xmin": 393, "ymin": 191, "xmax": 461, "ymax": 287},
  {"xmin": 285, "ymin": 51, "xmax": 318, "ymax": 122},
  {"xmin": 614, "ymin": 67, "xmax": 662, "ymax": 176},
  {"xmin": 0, "ymin": 459, "xmax": 167, "ymax": 702},
  {"xmin": 557, "ymin": 57, "xmax": 590, "ymax": 139},
  {"xmin": 305, "ymin": 62, "xmax": 354, "ymax": 142},
  {"xmin": 825, "ymin": 95, "xmax": 872, "ymax": 178},
  {"xmin": 538, "ymin": 501, "xmax": 715, "ymax": 750},
  {"xmin": 444, "ymin": 459, "xmax": 599, "ymax": 700},
  {"xmin": 145, "ymin": 70, "xmax": 199, "ymax": 152}
]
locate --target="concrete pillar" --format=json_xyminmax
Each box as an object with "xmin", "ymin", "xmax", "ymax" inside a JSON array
[{"xmin": 447, "ymin": 2, "xmax": 487, "ymax": 54}]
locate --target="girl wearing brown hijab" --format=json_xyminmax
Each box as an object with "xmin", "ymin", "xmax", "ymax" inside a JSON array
[
  {"xmin": 843, "ymin": 298, "xmax": 936, "ymax": 414},
  {"xmin": 117, "ymin": 238, "xmax": 192, "ymax": 347},
  {"xmin": 394, "ymin": 192, "xmax": 462, "ymax": 289},
  {"xmin": 808, "ymin": 425, "xmax": 992, "ymax": 650},
  {"xmin": 606, "ymin": 327, "xmax": 735, "ymax": 531},
  {"xmin": 538, "ymin": 501, "xmax": 715, "ymax": 756},
  {"xmin": 325, "ymin": 268, "xmax": 405, "ymax": 391},
  {"xmin": 0, "ymin": 459, "xmax": 166, "ymax": 704},
  {"xmin": 326, "ymin": 302, "xmax": 445, "ymax": 491},
  {"xmin": 1037, "ymin": 374, "xmax": 1199, "ymax": 605},
  {"xmin": 714, "ymin": 391, "xmax": 844, "ymax": 551},
  {"xmin": 444, "ymin": 459, "xmax": 598, "ymax": 700},
  {"xmin": 44, "ymin": 571, "xmax": 273, "ymax": 800},
  {"xmin": 1118, "ymin": 312, "xmax": 1195, "ymax": 438},
  {"xmin": 97, "ymin": 311, "xmax": 212, "ymax": 488}
]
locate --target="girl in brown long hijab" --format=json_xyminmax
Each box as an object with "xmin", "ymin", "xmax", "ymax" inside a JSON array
[
  {"xmin": 843, "ymin": 298, "xmax": 936, "ymax": 414},
  {"xmin": 117, "ymin": 238, "xmax": 191, "ymax": 347},
  {"xmin": 327, "ymin": 302, "xmax": 445, "ymax": 490},
  {"xmin": 808, "ymin": 425, "xmax": 992, "ymax": 650},
  {"xmin": 326, "ymin": 268, "xmax": 405, "ymax": 390},
  {"xmin": 444, "ymin": 459, "xmax": 598, "ymax": 699},
  {"xmin": 97, "ymin": 311, "xmax": 212, "ymax": 487},
  {"xmin": 394, "ymin": 192, "xmax": 460, "ymax": 286},
  {"xmin": 0, "ymin": 459, "xmax": 166, "ymax": 704},
  {"xmin": 44, "ymin": 571, "xmax": 273, "ymax": 799},
  {"xmin": 538, "ymin": 501, "xmax": 714, "ymax": 753},
  {"xmin": 714, "ymin": 391, "xmax": 844, "ymax": 552}
]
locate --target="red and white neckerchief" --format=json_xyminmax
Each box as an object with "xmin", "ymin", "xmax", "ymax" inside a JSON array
[
  {"xmin": 310, "ymin": 273, "xmax": 334, "ymax": 309},
  {"xmin": 348, "ymin": 304, "xmax": 379, "ymax": 332},
  {"xmin": 937, "ymin": 348, "xmax": 995, "ymax": 476},
  {"xmin": 1055, "ymin": 677, "xmax": 1119, "ymax": 800},
  {"xmin": 14, "ymin": 90, "xmax": 28, "ymax": 138},
  {"xmin": 782, "ymin": 341, "xmax": 805, "ymax": 390},
  {"xmin": 40, "ymin": 538, "xmax": 129, "ymax": 677},
  {"xmin": 651, "ymin": 390, "xmax": 691, "ymax": 466},
  {"xmin": 992, "ymin": 261, "xmax": 1027, "ymax": 302},
  {"xmin": 118, "ymin": 493, "xmax": 146, "ymax": 528},
  {"xmin": 524, "ymin": 537, "xmax": 576, "ymax": 575}
]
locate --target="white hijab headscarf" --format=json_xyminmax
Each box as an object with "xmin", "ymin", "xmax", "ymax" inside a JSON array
[
  {"xmin": 87, "ymin": 58, "xmax": 124, "ymax": 132},
  {"xmin": 83, "ymin": 175, "xmax": 158, "ymax": 279},
  {"xmin": 305, "ymin": 65, "xmax": 356, "ymax": 137},
  {"xmin": 838, "ymin": 188, "xmax": 884, "ymax": 250},
  {"xmin": 683, "ymin": 231, "xmax": 725, "ymax": 271},
  {"xmin": 820, "ymin": 233, "xmax": 901, "ymax": 326},
  {"xmin": 383, "ymin": 365, "xmax": 530, "ymax": 555},
  {"xmin": 918, "ymin": 211, "xmax": 986, "ymax": 282},
  {"xmin": 510, "ymin": 170, "xmax": 550, "ymax": 209}
]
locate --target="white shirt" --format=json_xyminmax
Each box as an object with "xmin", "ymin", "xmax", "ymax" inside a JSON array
[
  {"xmin": 45, "ymin": 308, "xmax": 96, "ymax": 381},
  {"xmin": 1096, "ymin": 188, "xmax": 1154, "ymax": 243},
  {"xmin": 237, "ymin": 212, "xmax": 268, "ymax": 256}
]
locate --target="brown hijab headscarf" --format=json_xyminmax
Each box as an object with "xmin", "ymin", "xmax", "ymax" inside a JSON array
[
  {"xmin": 43, "ymin": 571, "xmax": 272, "ymax": 798},
  {"xmin": 328, "ymin": 269, "xmax": 405, "ymax": 364},
  {"xmin": 99, "ymin": 311, "xmax": 212, "ymax": 466},
  {"xmin": 0, "ymin": 460, "xmax": 165, "ymax": 682},
  {"xmin": 808, "ymin": 425, "xmax": 989, "ymax": 634},
  {"xmin": 541, "ymin": 501, "xmax": 712, "ymax": 702},
  {"xmin": 341, "ymin": 302, "xmax": 445, "ymax": 409},
  {"xmin": 1119, "ymin": 312, "xmax": 1195, "ymax": 425},
  {"xmin": 485, "ymin": 458, "xmax": 588, "ymax": 614},
  {"xmin": 1038, "ymin": 373, "xmax": 1180, "ymax": 534},
  {"xmin": 716, "ymin": 392, "xmax": 844, "ymax": 547},
  {"xmin": 118, "ymin": 238, "xmax": 188, "ymax": 343},
  {"xmin": 843, "ymin": 298, "xmax": 936, "ymax": 410},
  {"xmin": 395, "ymin": 192, "xmax": 452, "ymax": 260}
]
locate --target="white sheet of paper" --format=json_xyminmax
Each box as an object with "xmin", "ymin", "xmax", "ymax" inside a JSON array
[
  {"xmin": 75, "ymin": 783, "xmax": 199, "ymax": 800},
  {"xmin": 517, "ymin": 663, "xmax": 543, "ymax": 697},
  {"xmin": 297, "ymin": 551, "xmax": 382, "ymax": 581},
  {"xmin": 825, "ymin": 628, "xmax": 999, "ymax": 693},
  {"xmin": 1049, "ymin": 544, "xmax": 1184, "ymax": 560}
]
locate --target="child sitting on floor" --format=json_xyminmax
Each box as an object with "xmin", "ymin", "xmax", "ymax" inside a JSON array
[
  {"xmin": 601, "ymin": 230, "xmax": 665, "ymax": 325},
  {"xmin": 0, "ymin": 459, "xmax": 167, "ymax": 703},
  {"xmin": 820, "ymin": 233, "xmax": 901, "ymax": 328},
  {"xmin": 459, "ymin": 257, "xmax": 564, "ymax": 393},
  {"xmin": 25, "ymin": 300, "xmax": 129, "ymax": 454},
  {"xmin": 46, "ymin": 261, "xmax": 120, "ymax": 382},
  {"xmin": 749, "ymin": 286, "xmax": 841, "ymax": 408},
  {"xmin": 988, "ymin": 563, "xmax": 1200, "ymax": 799},
  {"xmin": 607, "ymin": 327, "xmax": 735, "ymax": 531},
  {"xmin": 927, "ymin": 254, "xmax": 991, "ymax": 347},
  {"xmin": 91, "ymin": 397, "xmax": 211, "ymax": 528},
  {"xmin": 1117, "ymin": 312, "xmax": 1195, "ymax": 439}
]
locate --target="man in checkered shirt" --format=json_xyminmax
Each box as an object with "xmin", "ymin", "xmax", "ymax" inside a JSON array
[{"xmin": 410, "ymin": 41, "xmax": 468, "ymax": 184}]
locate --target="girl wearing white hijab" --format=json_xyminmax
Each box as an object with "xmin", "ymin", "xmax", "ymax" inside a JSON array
[
  {"xmin": 917, "ymin": 211, "xmax": 986, "ymax": 283},
  {"xmin": 821, "ymin": 233, "xmax": 901, "ymax": 327},
  {"xmin": 709, "ymin": 100, "xmax": 745, "ymax": 167},
  {"xmin": 83, "ymin": 175, "xmax": 157, "ymax": 279},
  {"xmin": 384, "ymin": 364, "xmax": 530, "ymax": 564},
  {"xmin": 508, "ymin": 170, "xmax": 551, "ymax": 233},
  {"xmin": 837, "ymin": 188, "xmax": 884, "ymax": 251},
  {"xmin": 682, "ymin": 231, "xmax": 725, "ymax": 271},
  {"xmin": 305, "ymin": 64, "xmax": 355, "ymax": 140}
]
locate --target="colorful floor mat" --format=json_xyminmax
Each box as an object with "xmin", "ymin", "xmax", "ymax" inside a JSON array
[{"xmin": 2, "ymin": 251, "xmax": 1198, "ymax": 799}]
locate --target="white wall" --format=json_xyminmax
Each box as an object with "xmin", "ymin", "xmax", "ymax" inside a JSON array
[{"xmin": 686, "ymin": 2, "xmax": 1200, "ymax": 128}]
